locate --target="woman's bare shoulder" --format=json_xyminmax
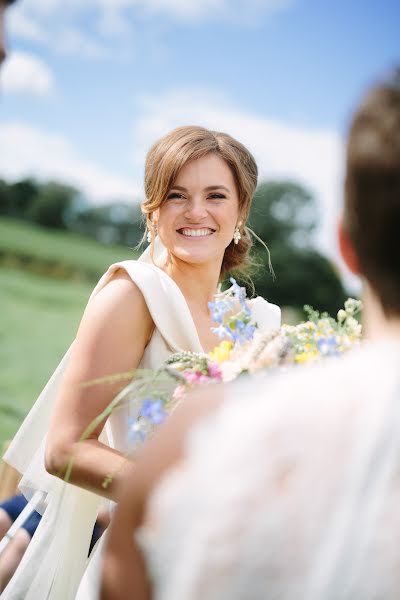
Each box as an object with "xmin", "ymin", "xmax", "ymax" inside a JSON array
[
  {"xmin": 93, "ymin": 267, "xmax": 151, "ymax": 315},
  {"xmin": 76, "ymin": 267, "xmax": 155, "ymax": 346}
]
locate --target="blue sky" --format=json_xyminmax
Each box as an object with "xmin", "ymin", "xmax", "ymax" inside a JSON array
[{"xmin": 1, "ymin": 0, "xmax": 399, "ymax": 272}]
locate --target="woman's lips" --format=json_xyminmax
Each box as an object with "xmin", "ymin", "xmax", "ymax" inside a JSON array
[{"xmin": 177, "ymin": 227, "xmax": 216, "ymax": 238}]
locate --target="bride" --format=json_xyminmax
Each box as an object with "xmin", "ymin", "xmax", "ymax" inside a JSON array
[
  {"xmin": 101, "ymin": 71, "xmax": 400, "ymax": 599},
  {"xmin": 1, "ymin": 125, "xmax": 280, "ymax": 599}
]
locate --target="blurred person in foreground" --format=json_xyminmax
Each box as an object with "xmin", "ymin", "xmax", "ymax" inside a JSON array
[{"xmin": 102, "ymin": 67, "xmax": 400, "ymax": 600}]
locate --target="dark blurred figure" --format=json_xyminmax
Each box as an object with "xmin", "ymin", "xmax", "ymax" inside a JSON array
[{"xmin": 0, "ymin": 0, "xmax": 17, "ymax": 67}]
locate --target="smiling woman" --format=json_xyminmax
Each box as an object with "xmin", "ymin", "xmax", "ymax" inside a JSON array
[
  {"xmin": 1, "ymin": 124, "xmax": 280, "ymax": 600},
  {"xmin": 143, "ymin": 125, "xmax": 257, "ymax": 276}
]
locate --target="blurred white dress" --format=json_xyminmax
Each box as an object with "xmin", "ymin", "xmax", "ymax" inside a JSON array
[
  {"xmin": 139, "ymin": 339, "xmax": 400, "ymax": 600},
  {"xmin": 1, "ymin": 238, "xmax": 280, "ymax": 600}
]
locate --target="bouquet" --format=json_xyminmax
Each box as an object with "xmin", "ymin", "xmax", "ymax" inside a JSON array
[{"xmin": 120, "ymin": 280, "xmax": 362, "ymax": 446}]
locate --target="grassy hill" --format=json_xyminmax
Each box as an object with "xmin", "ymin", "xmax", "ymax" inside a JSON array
[
  {"xmin": 0, "ymin": 217, "xmax": 138, "ymax": 281},
  {"xmin": 0, "ymin": 218, "xmax": 139, "ymax": 444}
]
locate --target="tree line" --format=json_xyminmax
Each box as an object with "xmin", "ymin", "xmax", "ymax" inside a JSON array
[{"xmin": 0, "ymin": 177, "xmax": 347, "ymax": 315}]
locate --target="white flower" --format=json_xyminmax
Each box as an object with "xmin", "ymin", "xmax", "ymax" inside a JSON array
[{"xmin": 344, "ymin": 298, "xmax": 362, "ymax": 315}]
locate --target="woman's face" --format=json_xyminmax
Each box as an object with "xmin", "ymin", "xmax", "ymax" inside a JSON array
[{"xmin": 157, "ymin": 153, "xmax": 240, "ymax": 268}]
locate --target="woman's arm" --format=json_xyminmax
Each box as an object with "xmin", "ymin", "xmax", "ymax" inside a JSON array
[
  {"xmin": 45, "ymin": 270, "xmax": 154, "ymax": 501},
  {"xmin": 101, "ymin": 385, "xmax": 223, "ymax": 600}
]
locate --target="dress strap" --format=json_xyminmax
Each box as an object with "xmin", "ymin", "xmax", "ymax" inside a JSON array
[{"xmin": 90, "ymin": 260, "xmax": 203, "ymax": 353}]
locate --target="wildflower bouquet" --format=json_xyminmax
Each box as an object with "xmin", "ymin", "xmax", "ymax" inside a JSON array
[{"xmin": 121, "ymin": 280, "xmax": 362, "ymax": 446}]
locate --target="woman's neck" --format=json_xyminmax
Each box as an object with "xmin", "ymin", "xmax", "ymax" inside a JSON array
[
  {"xmin": 163, "ymin": 256, "xmax": 222, "ymax": 311},
  {"xmin": 362, "ymin": 282, "xmax": 400, "ymax": 342}
]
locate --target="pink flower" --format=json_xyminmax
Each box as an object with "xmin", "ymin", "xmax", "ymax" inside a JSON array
[
  {"xmin": 183, "ymin": 370, "xmax": 214, "ymax": 386},
  {"xmin": 207, "ymin": 361, "xmax": 223, "ymax": 380},
  {"xmin": 183, "ymin": 370, "xmax": 202, "ymax": 384}
]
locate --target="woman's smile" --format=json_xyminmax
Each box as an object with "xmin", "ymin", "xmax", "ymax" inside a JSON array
[{"xmin": 177, "ymin": 227, "xmax": 216, "ymax": 239}]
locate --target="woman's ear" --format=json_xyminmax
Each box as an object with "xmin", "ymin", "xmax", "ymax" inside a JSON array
[{"xmin": 337, "ymin": 215, "xmax": 360, "ymax": 275}]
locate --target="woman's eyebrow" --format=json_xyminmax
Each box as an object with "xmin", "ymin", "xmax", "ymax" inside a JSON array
[
  {"xmin": 204, "ymin": 185, "xmax": 230, "ymax": 192},
  {"xmin": 169, "ymin": 185, "xmax": 187, "ymax": 191},
  {"xmin": 169, "ymin": 185, "xmax": 230, "ymax": 192}
]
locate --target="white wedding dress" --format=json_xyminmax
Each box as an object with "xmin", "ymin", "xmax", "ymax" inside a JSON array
[
  {"xmin": 1, "ymin": 238, "xmax": 281, "ymax": 600},
  {"xmin": 139, "ymin": 339, "xmax": 400, "ymax": 600}
]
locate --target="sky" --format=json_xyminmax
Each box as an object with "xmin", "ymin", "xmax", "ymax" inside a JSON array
[{"xmin": 0, "ymin": 0, "xmax": 399, "ymax": 280}]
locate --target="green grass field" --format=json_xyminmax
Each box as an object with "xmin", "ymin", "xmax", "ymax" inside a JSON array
[
  {"xmin": 0, "ymin": 218, "xmax": 142, "ymax": 444},
  {"xmin": 0, "ymin": 267, "xmax": 95, "ymax": 444},
  {"xmin": 0, "ymin": 217, "xmax": 138, "ymax": 280}
]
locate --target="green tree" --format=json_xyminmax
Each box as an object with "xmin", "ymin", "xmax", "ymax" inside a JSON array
[
  {"xmin": 0, "ymin": 178, "xmax": 39, "ymax": 218},
  {"xmin": 29, "ymin": 182, "xmax": 78, "ymax": 230},
  {"xmin": 0, "ymin": 179, "xmax": 11, "ymax": 215},
  {"xmin": 246, "ymin": 181, "xmax": 347, "ymax": 315},
  {"xmin": 71, "ymin": 202, "xmax": 144, "ymax": 246}
]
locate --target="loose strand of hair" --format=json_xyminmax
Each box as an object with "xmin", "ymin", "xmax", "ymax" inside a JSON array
[{"xmin": 246, "ymin": 226, "xmax": 276, "ymax": 280}]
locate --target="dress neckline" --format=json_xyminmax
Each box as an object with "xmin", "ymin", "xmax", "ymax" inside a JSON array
[{"xmin": 142, "ymin": 261, "xmax": 208, "ymax": 354}]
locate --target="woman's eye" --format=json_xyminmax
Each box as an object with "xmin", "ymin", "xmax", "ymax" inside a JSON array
[
  {"xmin": 166, "ymin": 192, "xmax": 186, "ymax": 200},
  {"xmin": 209, "ymin": 193, "xmax": 226, "ymax": 199}
]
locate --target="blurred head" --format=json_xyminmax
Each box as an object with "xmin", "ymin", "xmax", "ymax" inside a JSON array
[
  {"xmin": 142, "ymin": 125, "xmax": 258, "ymax": 276},
  {"xmin": 340, "ymin": 68, "xmax": 400, "ymax": 317},
  {"xmin": 0, "ymin": 0, "xmax": 17, "ymax": 67}
]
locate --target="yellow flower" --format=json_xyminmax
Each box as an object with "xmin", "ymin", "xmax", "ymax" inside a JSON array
[
  {"xmin": 295, "ymin": 350, "xmax": 319, "ymax": 364},
  {"xmin": 208, "ymin": 340, "xmax": 233, "ymax": 364}
]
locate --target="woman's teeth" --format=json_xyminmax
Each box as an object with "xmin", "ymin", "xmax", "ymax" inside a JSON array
[{"xmin": 180, "ymin": 228, "xmax": 214, "ymax": 237}]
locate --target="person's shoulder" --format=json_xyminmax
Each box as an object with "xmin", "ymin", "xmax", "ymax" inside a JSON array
[{"xmin": 88, "ymin": 262, "xmax": 153, "ymax": 323}]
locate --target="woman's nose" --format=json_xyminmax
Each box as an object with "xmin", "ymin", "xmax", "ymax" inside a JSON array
[{"xmin": 184, "ymin": 199, "xmax": 208, "ymax": 221}]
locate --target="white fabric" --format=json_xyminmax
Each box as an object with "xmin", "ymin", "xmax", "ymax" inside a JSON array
[
  {"xmin": 139, "ymin": 340, "xmax": 400, "ymax": 600},
  {"xmin": 2, "ymin": 237, "xmax": 280, "ymax": 599}
]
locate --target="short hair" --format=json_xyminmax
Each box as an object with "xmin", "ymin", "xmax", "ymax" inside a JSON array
[
  {"xmin": 344, "ymin": 68, "xmax": 400, "ymax": 316},
  {"xmin": 142, "ymin": 125, "xmax": 258, "ymax": 276}
]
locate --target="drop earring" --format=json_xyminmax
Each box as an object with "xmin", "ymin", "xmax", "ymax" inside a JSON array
[
  {"xmin": 147, "ymin": 218, "xmax": 157, "ymax": 243},
  {"xmin": 233, "ymin": 226, "xmax": 241, "ymax": 245}
]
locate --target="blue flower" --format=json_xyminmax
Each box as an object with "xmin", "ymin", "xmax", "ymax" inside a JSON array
[
  {"xmin": 317, "ymin": 336, "xmax": 339, "ymax": 357},
  {"xmin": 208, "ymin": 298, "xmax": 235, "ymax": 324},
  {"xmin": 139, "ymin": 398, "xmax": 167, "ymax": 425},
  {"xmin": 211, "ymin": 323, "xmax": 234, "ymax": 340},
  {"xmin": 127, "ymin": 416, "xmax": 145, "ymax": 443},
  {"xmin": 238, "ymin": 324, "xmax": 256, "ymax": 344},
  {"xmin": 242, "ymin": 302, "xmax": 252, "ymax": 318}
]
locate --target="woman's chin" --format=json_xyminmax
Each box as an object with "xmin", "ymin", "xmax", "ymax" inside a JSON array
[{"xmin": 171, "ymin": 245, "xmax": 223, "ymax": 267}]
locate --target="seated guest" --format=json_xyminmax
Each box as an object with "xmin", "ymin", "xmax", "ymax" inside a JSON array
[
  {"xmin": 0, "ymin": 494, "xmax": 109, "ymax": 592},
  {"xmin": 0, "ymin": 495, "xmax": 37, "ymax": 592},
  {"xmin": 101, "ymin": 68, "xmax": 400, "ymax": 600}
]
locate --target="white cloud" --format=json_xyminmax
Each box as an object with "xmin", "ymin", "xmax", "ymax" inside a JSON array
[
  {"xmin": 131, "ymin": 87, "xmax": 345, "ymax": 263},
  {"xmin": 0, "ymin": 51, "xmax": 54, "ymax": 96},
  {"xmin": 8, "ymin": 10, "xmax": 48, "ymax": 44},
  {"xmin": 56, "ymin": 29, "xmax": 111, "ymax": 59},
  {"xmin": 0, "ymin": 122, "xmax": 141, "ymax": 203},
  {"xmin": 9, "ymin": 0, "xmax": 294, "ymax": 54},
  {"xmin": 8, "ymin": 3, "xmax": 113, "ymax": 60},
  {"xmin": 136, "ymin": 0, "xmax": 293, "ymax": 22}
]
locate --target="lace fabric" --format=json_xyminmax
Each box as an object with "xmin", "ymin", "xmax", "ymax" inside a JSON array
[{"xmin": 139, "ymin": 340, "xmax": 400, "ymax": 600}]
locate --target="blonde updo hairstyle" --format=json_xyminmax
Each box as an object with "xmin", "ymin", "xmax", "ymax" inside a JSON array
[{"xmin": 142, "ymin": 125, "xmax": 258, "ymax": 277}]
